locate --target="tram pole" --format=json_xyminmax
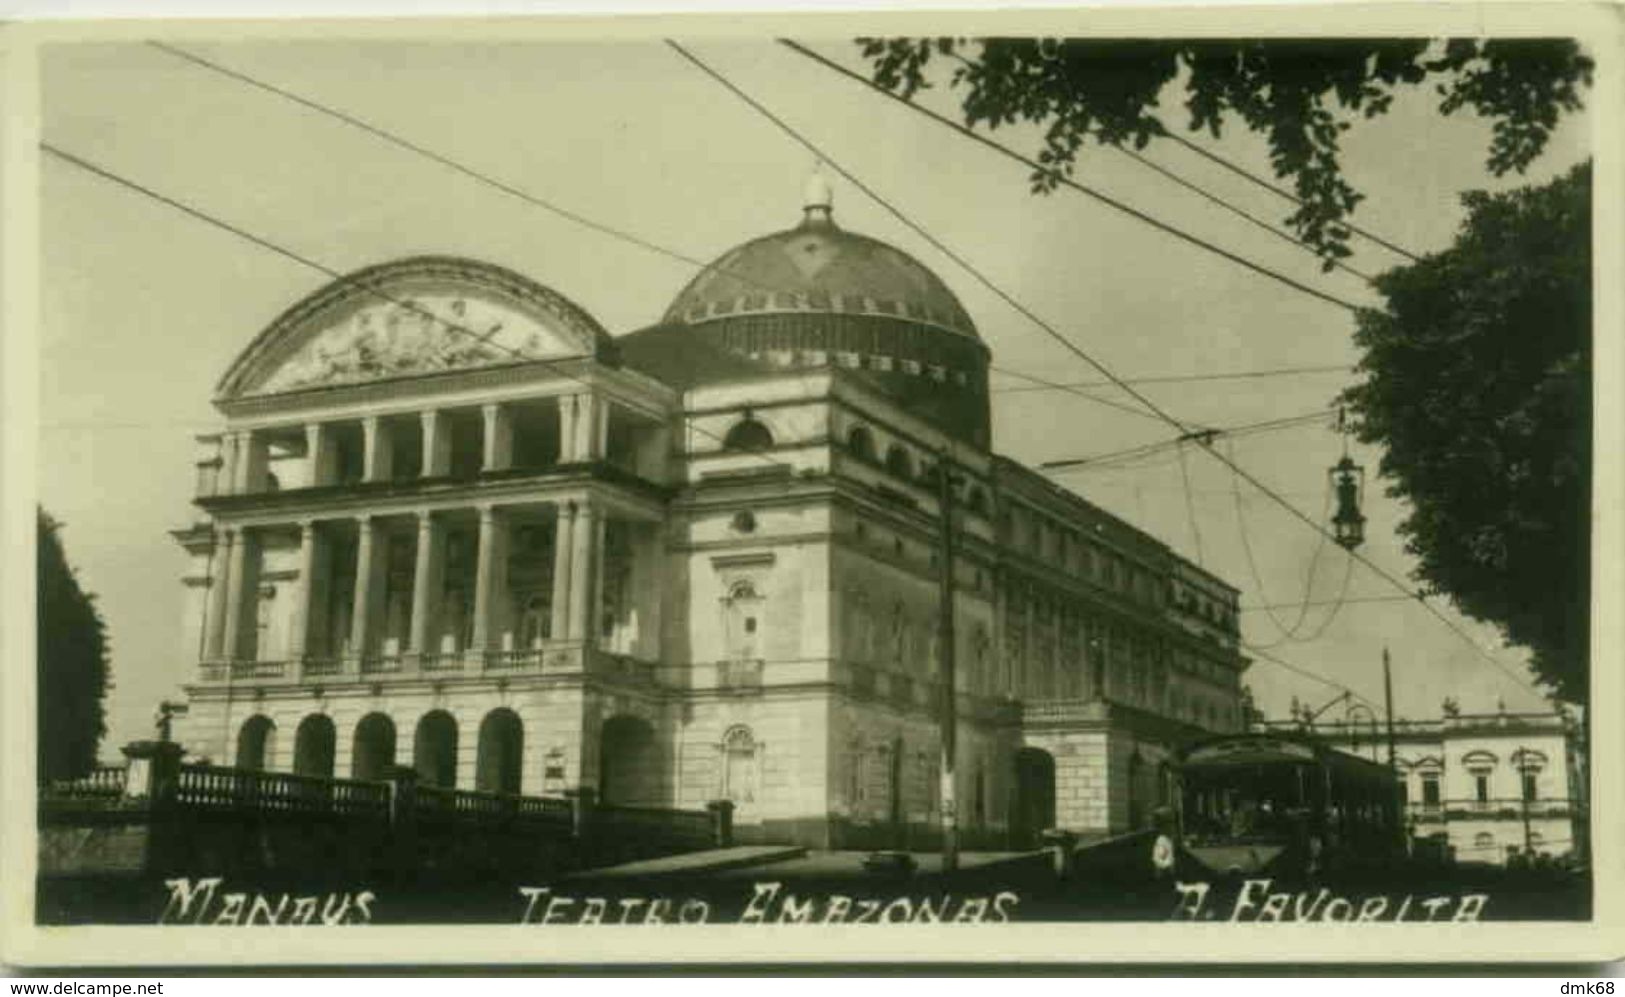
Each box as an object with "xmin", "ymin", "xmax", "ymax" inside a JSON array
[
  {"xmin": 1383, "ymin": 647, "xmax": 1397, "ymax": 775},
  {"xmin": 937, "ymin": 446, "xmax": 959, "ymax": 873},
  {"xmin": 1383, "ymin": 647, "xmax": 1401, "ymax": 848}
]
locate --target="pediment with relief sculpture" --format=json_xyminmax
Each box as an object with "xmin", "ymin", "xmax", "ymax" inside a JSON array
[{"xmin": 217, "ymin": 256, "xmax": 613, "ymax": 399}]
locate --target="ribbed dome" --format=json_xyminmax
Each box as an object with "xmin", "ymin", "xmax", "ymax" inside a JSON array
[
  {"xmin": 621, "ymin": 180, "xmax": 992, "ymax": 448},
  {"xmin": 663, "ymin": 206, "xmax": 978, "ymax": 340}
]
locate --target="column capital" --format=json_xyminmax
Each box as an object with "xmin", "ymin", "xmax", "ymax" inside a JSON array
[
  {"xmin": 420, "ymin": 408, "xmax": 440, "ymax": 425},
  {"xmin": 355, "ymin": 513, "xmax": 376, "ymax": 528},
  {"xmin": 481, "ymin": 402, "xmax": 502, "ymax": 418},
  {"xmin": 416, "ymin": 508, "xmax": 436, "ymax": 529},
  {"xmin": 297, "ymin": 518, "xmax": 318, "ymax": 534},
  {"xmin": 362, "ymin": 414, "xmax": 381, "ymax": 429},
  {"xmin": 477, "ymin": 503, "xmax": 500, "ymax": 525}
]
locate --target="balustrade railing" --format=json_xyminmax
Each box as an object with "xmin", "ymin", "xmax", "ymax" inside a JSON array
[
  {"xmin": 485, "ymin": 649, "xmax": 543, "ymax": 672},
  {"xmin": 415, "ymin": 784, "xmax": 572, "ymax": 830},
  {"xmin": 174, "ymin": 764, "xmax": 390, "ymax": 819},
  {"xmin": 301, "ymin": 657, "xmax": 344, "ymax": 678},
  {"xmin": 229, "ymin": 659, "xmax": 288, "ymax": 680},
  {"xmin": 43, "ymin": 764, "xmax": 127, "ymax": 802},
  {"xmin": 418, "ymin": 652, "xmax": 464, "ymax": 674},
  {"xmin": 360, "ymin": 655, "xmax": 405, "ymax": 675}
]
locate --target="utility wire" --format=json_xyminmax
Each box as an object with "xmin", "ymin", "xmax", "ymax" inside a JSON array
[
  {"xmin": 1241, "ymin": 594, "xmax": 1418, "ymax": 612},
  {"xmin": 41, "ymin": 143, "xmax": 795, "ymax": 479},
  {"xmin": 1243, "ymin": 641, "xmax": 1380, "ymax": 710},
  {"xmin": 1041, "ymin": 407, "xmax": 1332, "ymax": 472},
  {"xmin": 696, "ymin": 39, "xmax": 1542, "ymax": 698},
  {"xmin": 1111, "ymin": 141, "xmax": 1377, "ymax": 284},
  {"xmin": 988, "ymin": 365, "xmax": 1178, "ymax": 424},
  {"xmin": 777, "ymin": 38, "xmax": 1369, "ymax": 316},
  {"xmin": 991, "ymin": 362, "xmax": 1350, "ymax": 393},
  {"xmin": 147, "ymin": 42, "xmax": 725, "ymax": 280},
  {"xmin": 149, "ymin": 39, "xmax": 1156, "ymax": 430},
  {"xmin": 1160, "ymin": 132, "xmax": 1423, "ymax": 263}
]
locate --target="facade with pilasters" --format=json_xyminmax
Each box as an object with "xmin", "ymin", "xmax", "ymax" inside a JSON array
[{"xmin": 171, "ymin": 182, "xmax": 1248, "ymax": 848}]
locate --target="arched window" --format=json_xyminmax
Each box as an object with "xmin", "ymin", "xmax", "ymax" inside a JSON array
[
  {"xmin": 235, "ymin": 715, "xmax": 275, "ymax": 771},
  {"xmin": 351, "ymin": 712, "xmax": 397, "ymax": 781},
  {"xmin": 292, "ymin": 714, "xmax": 336, "ymax": 778},
  {"xmin": 1473, "ymin": 831, "xmax": 1496, "ymax": 852},
  {"xmin": 721, "ymin": 725, "xmax": 759, "ymax": 806},
  {"xmin": 413, "ymin": 710, "xmax": 458, "ymax": 788},
  {"xmin": 846, "ymin": 425, "xmax": 875, "ymax": 461},
  {"xmin": 476, "ymin": 708, "xmax": 524, "ymax": 795},
  {"xmin": 724, "ymin": 417, "xmax": 774, "ymax": 452},
  {"xmin": 884, "ymin": 444, "xmax": 913, "ymax": 479}
]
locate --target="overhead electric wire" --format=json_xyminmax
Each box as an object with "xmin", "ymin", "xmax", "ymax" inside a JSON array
[
  {"xmin": 1242, "ymin": 642, "xmax": 1381, "ymax": 710},
  {"xmin": 1159, "ymin": 131, "xmax": 1424, "ymax": 263},
  {"xmin": 149, "ymin": 40, "xmax": 1153, "ymax": 430},
  {"xmin": 147, "ymin": 41, "xmax": 727, "ymax": 280},
  {"xmin": 1041, "ymin": 407, "xmax": 1332, "ymax": 472},
  {"xmin": 40, "ymin": 143, "xmax": 800, "ymax": 480},
  {"xmin": 987, "ymin": 365, "xmax": 1178, "ymax": 424},
  {"xmin": 1240, "ymin": 594, "xmax": 1418, "ymax": 612},
  {"xmin": 688, "ymin": 39, "xmax": 1543, "ymax": 699},
  {"xmin": 776, "ymin": 38, "xmax": 1369, "ymax": 316},
  {"xmin": 1110, "ymin": 141, "xmax": 1377, "ymax": 284},
  {"xmin": 992, "ymin": 362, "xmax": 1351, "ymax": 393}
]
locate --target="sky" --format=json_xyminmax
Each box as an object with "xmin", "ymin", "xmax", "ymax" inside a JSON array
[{"xmin": 35, "ymin": 34, "xmax": 1593, "ymax": 754}]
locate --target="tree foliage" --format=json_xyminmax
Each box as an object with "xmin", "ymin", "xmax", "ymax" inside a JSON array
[
  {"xmin": 856, "ymin": 38, "xmax": 1591, "ymax": 268},
  {"xmin": 38, "ymin": 508, "xmax": 111, "ymax": 781},
  {"xmin": 1341, "ymin": 162, "xmax": 1591, "ymax": 704}
]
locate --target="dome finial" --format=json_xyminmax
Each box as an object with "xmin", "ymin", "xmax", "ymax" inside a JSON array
[{"xmin": 802, "ymin": 166, "xmax": 833, "ymax": 227}]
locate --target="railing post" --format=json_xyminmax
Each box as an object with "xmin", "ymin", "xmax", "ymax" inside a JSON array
[
  {"xmin": 1040, "ymin": 829, "xmax": 1078, "ymax": 880},
  {"xmin": 706, "ymin": 799, "xmax": 736, "ymax": 848},
  {"xmin": 120, "ymin": 740, "xmax": 184, "ymax": 809},
  {"xmin": 564, "ymin": 785, "xmax": 596, "ymax": 840},
  {"xmin": 385, "ymin": 765, "xmax": 419, "ymax": 878}
]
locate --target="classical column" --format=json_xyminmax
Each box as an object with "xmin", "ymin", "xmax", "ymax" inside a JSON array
[
  {"xmin": 362, "ymin": 416, "xmax": 394, "ymax": 483},
  {"xmin": 204, "ymin": 528, "xmax": 234, "ymax": 659},
  {"xmin": 557, "ymin": 396, "xmax": 578, "ymax": 463},
  {"xmin": 572, "ymin": 394, "xmax": 599, "ymax": 462},
  {"xmin": 288, "ymin": 520, "xmax": 318, "ymax": 659},
  {"xmin": 567, "ymin": 500, "xmax": 598, "ymax": 645},
  {"xmin": 420, "ymin": 410, "xmax": 450, "ymax": 478},
  {"xmin": 219, "ymin": 528, "xmax": 248, "ymax": 660},
  {"xmin": 231, "ymin": 432, "xmax": 254, "ymax": 494},
  {"xmin": 219, "ymin": 433, "xmax": 240, "ymax": 496},
  {"xmin": 350, "ymin": 516, "xmax": 381, "ymax": 661},
  {"xmin": 550, "ymin": 502, "xmax": 576, "ymax": 640},
  {"xmin": 409, "ymin": 511, "xmax": 443, "ymax": 657},
  {"xmin": 482, "ymin": 403, "xmax": 512, "ymax": 472},
  {"xmin": 305, "ymin": 423, "xmax": 330, "ymax": 487},
  {"xmin": 471, "ymin": 505, "xmax": 501, "ymax": 651}
]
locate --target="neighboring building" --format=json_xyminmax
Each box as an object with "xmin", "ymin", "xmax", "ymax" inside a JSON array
[
  {"xmin": 169, "ymin": 178, "xmax": 1248, "ymax": 849},
  {"xmin": 1257, "ymin": 705, "xmax": 1584, "ymax": 865}
]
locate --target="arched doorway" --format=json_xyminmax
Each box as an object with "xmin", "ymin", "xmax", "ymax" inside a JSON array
[
  {"xmin": 1013, "ymin": 747, "xmax": 1057, "ymax": 848},
  {"xmin": 235, "ymin": 715, "xmax": 275, "ymax": 771},
  {"xmin": 351, "ymin": 712, "xmax": 396, "ymax": 781},
  {"xmin": 413, "ymin": 710, "xmax": 458, "ymax": 788},
  {"xmin": 476, "ymin": 708, "xmax": 524, "ymax": 795},
  {"xmin": 292, "ymin": 714, "xmax": 336, "ymax": 778},
  {"xmin": 599, "ymin": 715, "xmax": 658, "ymax": 805}
]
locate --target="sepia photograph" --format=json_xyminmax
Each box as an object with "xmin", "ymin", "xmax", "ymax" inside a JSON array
[{"xmin": 3, "ymin": 4, "xmax": 1619, "ymax": 968}]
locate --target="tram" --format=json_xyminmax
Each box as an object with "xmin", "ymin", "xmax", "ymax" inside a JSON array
[{"xmin": 1169, "ymin": 732, "xmax": 1403, "ymax": 881}]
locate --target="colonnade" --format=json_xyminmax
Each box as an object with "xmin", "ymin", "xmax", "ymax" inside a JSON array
[
  {"xmin": 209, "ymin": 391, "xmax": 609, "ymax": 497},
  {"xmin": 203, "ymin": 496, "xmax": 620, "ymax": 667}
]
